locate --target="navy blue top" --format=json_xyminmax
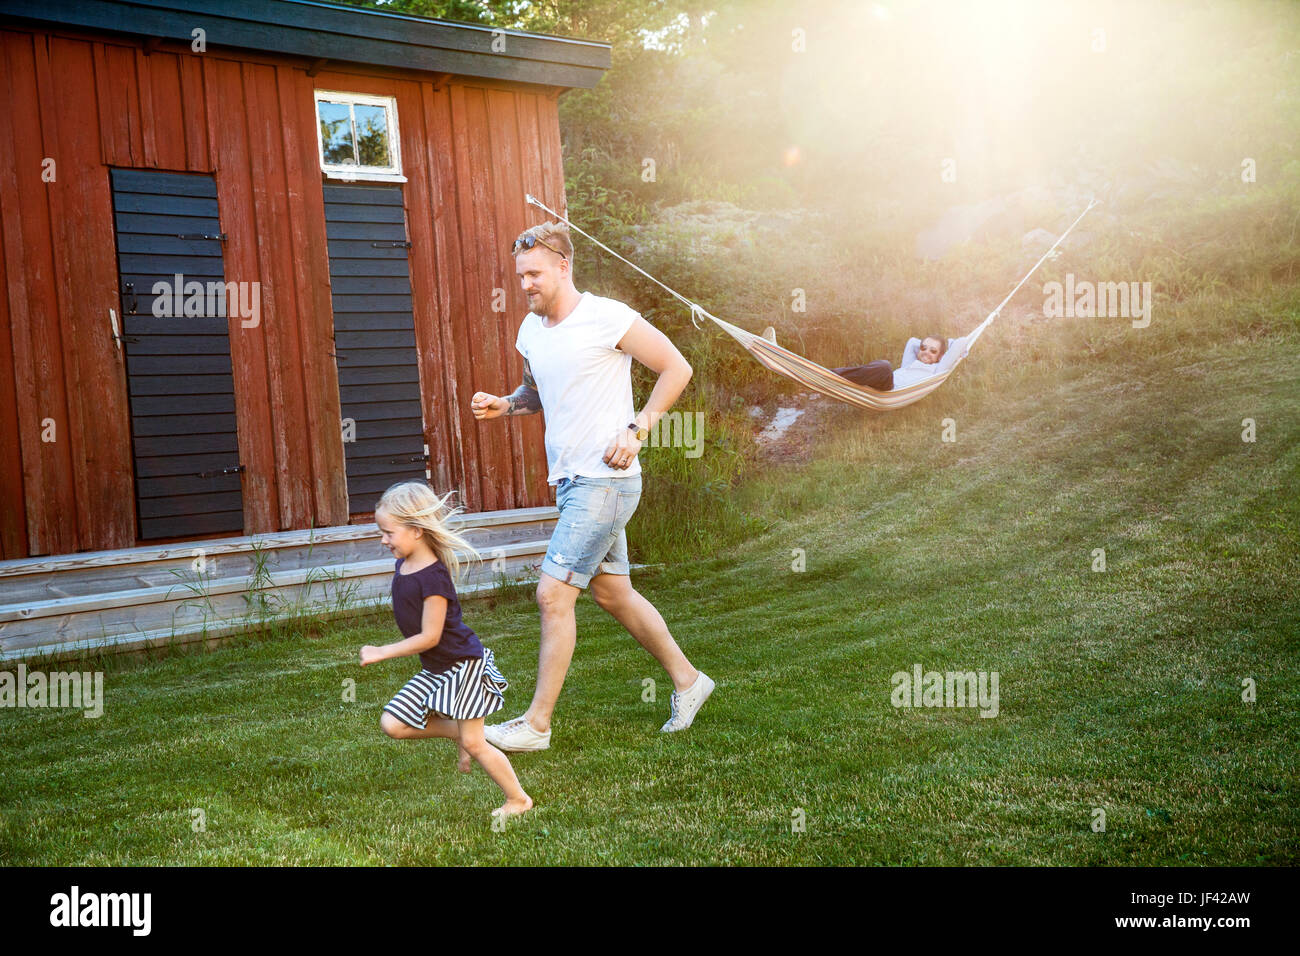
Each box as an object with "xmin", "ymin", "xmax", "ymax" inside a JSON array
[{"xmin": 391, "ymin": 557, "xmax": 484, "ymax": 672}]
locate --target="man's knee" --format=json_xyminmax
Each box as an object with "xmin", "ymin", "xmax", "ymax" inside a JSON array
[
  {"xmin": 590, "ymin": 574, "xmax": 633, "ymax": 611},
  {"xmin": 536, "ymin": 575, "xmax": 579, "ymax": 615},
  {"xmin": 838, "ymin": 360, "xmax": 891, "ymax": 390}
]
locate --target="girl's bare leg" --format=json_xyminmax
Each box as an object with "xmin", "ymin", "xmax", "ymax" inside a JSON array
[
  {"xmin": 458, "ymin": 718, "xmax": 533, "ymax": 817},
  {"xmin": 380, "ymin": 712, "xmax": 473, "ymax": 770}
]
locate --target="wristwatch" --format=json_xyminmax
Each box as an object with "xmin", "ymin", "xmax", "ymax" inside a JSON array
[{"xmin": 627, "ymin": 422, "xmax": 649, "ymax": 441}]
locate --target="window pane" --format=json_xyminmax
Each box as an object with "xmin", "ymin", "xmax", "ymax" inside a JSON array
[
  {"xmin": 354, "ymin": 104, "xmax": 391, "ymax": 167},
  {"xmin": 318, "ymin": 101, "xmax": 356, "ymax": 165}
]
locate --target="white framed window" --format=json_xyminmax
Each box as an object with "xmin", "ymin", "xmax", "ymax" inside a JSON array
[{"xmin": 314, "ymin": 90, "xmax": 405, "ymax": 182}]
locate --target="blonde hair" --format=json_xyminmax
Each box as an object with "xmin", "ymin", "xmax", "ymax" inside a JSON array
[
  {"xmin": 374, "ymin": 481, "xmax": 481, "ymax": 583},
  {"xmin": 514, "ymin": 220, "xmax": 574, "ymax": 263}
]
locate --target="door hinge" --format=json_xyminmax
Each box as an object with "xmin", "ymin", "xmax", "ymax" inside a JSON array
[{"xmin": 197, "ymin": 464, "xmax": 246, "ymax": 478}]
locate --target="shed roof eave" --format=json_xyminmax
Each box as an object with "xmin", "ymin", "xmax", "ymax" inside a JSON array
[{"xmin": 0, "ymin": 0, "xmax": 613, "ymax": 88}]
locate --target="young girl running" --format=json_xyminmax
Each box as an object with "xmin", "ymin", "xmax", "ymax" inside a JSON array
[{"xmin": 359, "ymin": 480, "xmax": 533, "ymax": 820}]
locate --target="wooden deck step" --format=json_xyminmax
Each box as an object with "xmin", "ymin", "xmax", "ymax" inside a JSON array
[
  {"xmin": 0, "ymin": 507, "xmax": 557, "ymax": 604},
  {"xmin": 0, "ymin": 545, "xmax": 548, "ymax": 662},
  {"xmin": 5, "ymin": 572, "xmax": 529, "ymax": 664},
  {"xmin": 0, "ymin": 507, "xmax": 557, "ymax": 663}
]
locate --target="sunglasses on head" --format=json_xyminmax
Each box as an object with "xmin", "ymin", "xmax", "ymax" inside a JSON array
[{"xmin": 511, "ymin": 234, "xmax": 567, "ymax": 259}]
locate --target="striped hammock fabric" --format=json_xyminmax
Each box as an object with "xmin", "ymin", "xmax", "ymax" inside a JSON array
[
  {"xmin": 696, "ymin": 307, "xmax": 987, "ymax": 411},
  {"xmin": 523, "ymin": 193, "xmax": 1098, "ymax": 411}
]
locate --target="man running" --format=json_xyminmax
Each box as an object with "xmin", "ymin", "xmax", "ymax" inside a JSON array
[{"xmin": 470, "ymin": 221, "xmax": 714, "ymax": 752}]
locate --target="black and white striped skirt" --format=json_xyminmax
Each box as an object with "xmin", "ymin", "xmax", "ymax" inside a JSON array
[{"xmin": 383, "ymin": 647, "xmax": 509, "ymax": 727}]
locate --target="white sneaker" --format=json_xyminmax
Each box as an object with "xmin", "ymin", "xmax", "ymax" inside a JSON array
[
  {"xmin": 484, "ymin": 715, "xmax": 551, "ymax": 752},
  {"xmin": 661, "ymin": 672, "xmax": 715, "ymax": 732}
]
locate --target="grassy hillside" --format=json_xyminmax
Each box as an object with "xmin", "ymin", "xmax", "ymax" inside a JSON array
[{"xmin": 2, "ymin": 281, "xmax": 1295, "ymax": 865}]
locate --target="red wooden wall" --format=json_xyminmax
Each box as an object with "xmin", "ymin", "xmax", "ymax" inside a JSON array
[{"xmin": 0, "ymin": 25, "xmax": 561, "ymax": 559}]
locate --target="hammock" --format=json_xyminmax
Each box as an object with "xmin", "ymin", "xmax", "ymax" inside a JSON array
[{"xmin": 523, "ymin": 194, "xmax": 1098, "ymax": 410}]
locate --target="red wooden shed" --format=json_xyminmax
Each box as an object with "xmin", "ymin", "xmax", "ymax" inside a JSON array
[
  {"xmin": 0, "ymin": 0, "xmax": 611, "ymax": 558},
  {"xmin": 0, "ymin": 0, "xmax": 610, "ymax": 660}
]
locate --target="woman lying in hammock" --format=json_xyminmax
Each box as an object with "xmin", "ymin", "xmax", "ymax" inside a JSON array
[{"xmin": 830, "ymin": 334, "xmax": 968, "ymax": 391}]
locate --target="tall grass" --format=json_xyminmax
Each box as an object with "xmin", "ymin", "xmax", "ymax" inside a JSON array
[{"xmin": 590, "ymin": 182, "xmax": 1300, "ymax": 570}]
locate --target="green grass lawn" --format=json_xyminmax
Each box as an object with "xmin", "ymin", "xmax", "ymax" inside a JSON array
[{"xmin": 2, "ymin": 309, "xmax": 1297, "ymax": 865}]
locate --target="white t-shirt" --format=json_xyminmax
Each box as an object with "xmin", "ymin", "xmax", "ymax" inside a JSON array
[
  {"xmin": 892, "ymin": 336, "xmax": 968, "ymax": 389},
  {"xmin": 515, "ymin": 291, "xmax": 641, "ymax": 485}
]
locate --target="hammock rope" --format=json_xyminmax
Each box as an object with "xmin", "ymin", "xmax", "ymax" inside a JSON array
[{"xmin": 524, "ymin": 193, "xmax": 1099, "ymax": 410}]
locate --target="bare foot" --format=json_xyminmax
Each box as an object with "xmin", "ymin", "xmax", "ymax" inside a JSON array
[
  {"xmin": 457, "ymin": 744, "xmax": 473, "ymax": 773},
  {"xmin": 492, "ymin": 795, "xmax": 534, "ymax": 819}
]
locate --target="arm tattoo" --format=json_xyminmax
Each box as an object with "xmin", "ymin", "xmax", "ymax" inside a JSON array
[{"xmin": 505, "ymin": 360, "xmax": 542, "ymax": 416}]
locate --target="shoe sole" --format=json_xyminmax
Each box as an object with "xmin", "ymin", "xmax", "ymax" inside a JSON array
[{"xmin": 491, "ymin": 741, "xmax": 550, "ymax": 753}]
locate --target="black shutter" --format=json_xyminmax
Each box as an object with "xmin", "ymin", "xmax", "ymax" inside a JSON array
[
  {"xmin": 110, "ymin": 168, "xmax": 244, "ymax": 540},
  {"xmin": 323, "ymin": 183, "xmax": 428, "ymax": 510}
]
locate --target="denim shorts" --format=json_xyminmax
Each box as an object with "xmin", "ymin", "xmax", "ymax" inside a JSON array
[{"xmin": 541, "ymin": 473, "xmax": 642, "ymax": 589}]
